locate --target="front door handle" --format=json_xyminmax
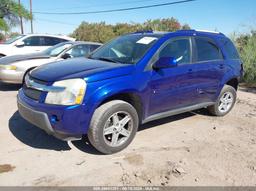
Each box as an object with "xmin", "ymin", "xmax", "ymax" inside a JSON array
[
  {"xmin": 197, "ymin": 88, "xmax": 204, "ymax": 94},
  {"xmin": 188, "ymin": 69, "xmax": 193, "ymax": 74}
]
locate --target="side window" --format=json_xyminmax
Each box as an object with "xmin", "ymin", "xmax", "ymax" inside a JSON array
[
  {"xmin": 195, "ymin": 38, "xmax": 223, "ymax": 62},
  {"xmin": 90, "ymin": 45, "xmax": 100, "ymax": 52},
  {"xmin": 42, "ymin": 37, "xmax": 67, "ymax": 46},
  {"xmin": 158, "ymin": 38, "xmax": 191, "ymax": 64},
  {"xmin": 23, "ymin": 36, "xmax": 41, "ymax": 46},
  {"xmin": 223, "ymin": 39, "xmax": 240, "ymax": 59},
  {"xmin": 66, "ymin": 45, "xmax": 90, "ymax": 57}
]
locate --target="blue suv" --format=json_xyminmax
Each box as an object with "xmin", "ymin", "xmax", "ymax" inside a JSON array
[{"xmin": 17, "ymin": 30, "xmax": 243, "ymax": 154}]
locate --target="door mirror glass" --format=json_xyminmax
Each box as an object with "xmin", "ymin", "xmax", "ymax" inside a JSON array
[
  {"xmin": 15, "ymin": 41, "xmax": 25, "ymax": 47},
  {"xmin": 153, "ymin": 57, "xmax": 177, "ymax": 69}
]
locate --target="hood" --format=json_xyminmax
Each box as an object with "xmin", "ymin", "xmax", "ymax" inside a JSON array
[
  {"xmin": 30, "ymin": 57, "xmax": 135, "ymax": 83},
  {"xmin": 0, "ymin": 52, "xmax": 50, "ymax": 65}
]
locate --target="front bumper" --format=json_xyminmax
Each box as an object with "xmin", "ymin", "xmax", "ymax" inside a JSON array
[
  {"xmin": 0, "ymin": 69, "xmax": 24, "ymax": 84},
  {"xmin": 17, "ymin": 90, "xmax": 84, "ymax": 141}
]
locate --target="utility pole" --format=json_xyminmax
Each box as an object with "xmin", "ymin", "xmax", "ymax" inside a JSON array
[
  {"xmin": 30, "ymin": 0, "xmax": 33, "ymax": 33},
  {"xmin": 18, "ymin": 0, "xmax": 24, "ymax": 34}
]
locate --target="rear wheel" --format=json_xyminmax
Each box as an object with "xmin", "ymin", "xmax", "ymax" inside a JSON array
[
  {"xmin": 88, "ymin": 100, "xmax": 139, "ymax": 154},
  {"xmin": 208, "ymin": 85, "xmax": 237, "ymax": 116}
]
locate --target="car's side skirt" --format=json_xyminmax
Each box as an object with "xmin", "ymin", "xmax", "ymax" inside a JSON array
[{"xmin": 142, "ymin": 102, "xmax": 215, "ymax": 124}]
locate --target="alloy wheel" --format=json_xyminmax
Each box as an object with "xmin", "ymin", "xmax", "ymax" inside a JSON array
[{"xmin": 103, "ymin": 111, "xmax": 133, "ymax": 147}]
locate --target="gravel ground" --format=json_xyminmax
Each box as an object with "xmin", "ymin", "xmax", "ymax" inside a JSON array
[{"xmin": 0, "ymin": 83, "xmax": 255, "ymax": 186}]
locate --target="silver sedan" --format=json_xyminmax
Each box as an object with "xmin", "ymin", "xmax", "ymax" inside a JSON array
[{"xmin": 0, "ymin": 41, "xmax": 102, "ymax": 84}]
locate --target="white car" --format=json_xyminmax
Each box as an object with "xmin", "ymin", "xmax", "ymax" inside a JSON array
[
  {"xmin": 0, "ymin": 41, "xmax": 102, "ymax": 84},
  {"xmin": 0, "ymin": 34, "xmax": 75, "ymax": 57}
]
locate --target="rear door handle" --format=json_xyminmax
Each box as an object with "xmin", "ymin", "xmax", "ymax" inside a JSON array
[{"xmin": 219, "ymin": 64, "xmax": 224, "ymax": 69}]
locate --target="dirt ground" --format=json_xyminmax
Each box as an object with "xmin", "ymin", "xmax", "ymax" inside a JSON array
[{"xmin": 0, "ymin": 83, "xmax": 255, "ymax": 186}]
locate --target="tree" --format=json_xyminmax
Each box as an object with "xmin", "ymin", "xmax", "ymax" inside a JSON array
[
  {"xmin": 0, "ymin": 0, "xmax": 31, "ymax": 32},
  {"xmin": 143, "ymin": 18, "xmax": 182, "ymax": 31},
  {"xmin": 0, "ymin": 32, "xmax": 5, "ymax": 42},
  {"xmin": 72, "ymin": 22, "xmax": 115, "ymax": 43},
  {"xmin": 182, "ymin": 24, "xmax": 190, "ymax": 30},
  {"xmin": 239, "ymin": 31, "xmax": 256, "ymax": 83},
  {"xmin": 72, "ymin": 18, "xmax": 190, "ymax": 43}
]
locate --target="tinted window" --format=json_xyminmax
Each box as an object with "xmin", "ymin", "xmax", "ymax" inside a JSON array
[
  {"xmin": 195, "ymin": 38, "xmax": 223, "ymax": 62},
  {"xmin": 66, "ymin": 45, "xmax": 90, "ymax": 57},
  {"xmin": 42, "ymin": 37, "xmax": 67, "ymax": 46},
  {"xmin": 90, "ymin": 45, "xmax": 101, "ymax": 52},
  {"xmin": 223, "ymin": 39, "xmax": 240, "ymax": 59},
  {"xmin": 23, "ymin": 36, "xmax": 41, "ymax": 46},
  {"xmin": 158, "ymin": 38, "xmax": 191, "ymax": 64}
]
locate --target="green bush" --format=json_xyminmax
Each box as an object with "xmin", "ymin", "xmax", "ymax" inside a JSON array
[
  {"xmin": 0, "ymin": 33, "xmax": 5, "ymax": 41},
  {"xmin": 236, "ymin": 31, "xmax": 256, "ymax": 84},
  {"xmin": 71, "ymin": 18, "xmax": 190, "ymax": 43}
]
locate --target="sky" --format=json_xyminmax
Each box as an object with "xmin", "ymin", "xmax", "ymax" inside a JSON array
[{"xmin": 16, "ymin": 0, "xmax": 256, "ymax": 36}]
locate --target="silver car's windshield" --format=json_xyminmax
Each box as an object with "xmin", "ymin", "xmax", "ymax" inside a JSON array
[
  {"xmin": 43, "ymin": 42, "xmax": 73, "ymax": 57},
  {"xmin": 3, "ymin": 35, "xmax": 25, "ymax": 44}
]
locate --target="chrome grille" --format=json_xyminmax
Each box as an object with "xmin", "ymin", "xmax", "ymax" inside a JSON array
[{"xmin": 23, "ymin": 75, "xmax": 47, "ymax": 101}]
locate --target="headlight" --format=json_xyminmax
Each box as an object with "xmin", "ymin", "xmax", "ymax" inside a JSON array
[
  {"xmin": 0, "ymin": 65, "xmax": 17, "ymax": 70},
  {"xmin": 45, "ymin": 79, "xmax": 86, "ymax": 105}
]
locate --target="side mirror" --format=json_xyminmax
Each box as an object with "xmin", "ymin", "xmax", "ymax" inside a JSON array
[
  {"xmin": 61, "ymin": 53, "xmax": 72, "ymax": 59},
  {"xmin": 15, "ymin": 41, "xmax": 25, "ymax": 47},
  {"xmin": 153, "ymin": 57, "xmax": 177, "ymax": 69}
]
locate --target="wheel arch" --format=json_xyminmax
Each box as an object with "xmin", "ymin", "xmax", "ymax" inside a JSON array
[
  {"xmin": 22, "ymin": 67, "xmax": 37, "ymax": 84},
  {"xmin": 96, "ymin": 92, "xmax": 144, "ymax": 124},
  {"xmin": 225, "ymin": 78, "xmax": 239, "ymax": 90}
]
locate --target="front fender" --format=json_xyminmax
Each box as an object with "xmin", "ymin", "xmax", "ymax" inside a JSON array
[
  {"xmin": 85, "ymin": 75, "xmax": 139, "ymax": 109},
  {"xmin": 80, "ymin": 75, "xmax": 143, "ymax": 133}
]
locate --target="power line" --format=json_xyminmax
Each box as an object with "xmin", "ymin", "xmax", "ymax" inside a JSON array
[
  {"xmin": 33, "ymin": 0, "xmax": 196, "ymax": 15},
  {"xmin": 36, "ymin": 18, "xmax": 77, "ymax": 26},
  {"xmin": 36, "ymin": 0, "xmax": 164, "ymax": 11}
]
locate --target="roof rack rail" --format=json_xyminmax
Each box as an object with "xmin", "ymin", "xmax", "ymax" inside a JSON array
[
  {"xmin": 176, "ymin": 29, "xmax": 225, "ymax": 36},
  {"xmin": 195, "ymin": 29, "xmax": 221, "ymax": 34},
  {"xmin": 130, "ymin": 30, "xmax": 154, "ymax": 34},
  {"xmin": 176, "ymin": 29, "xmax": 195, "ymax": 32}
]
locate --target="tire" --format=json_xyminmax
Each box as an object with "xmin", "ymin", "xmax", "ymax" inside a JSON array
[
  {"xmin": 208, "ymin": 85, "xmax": 237, "ymax": 116},
  {"xmin": 88, "ymin": 100, "xmax": 139, "ymax": 154}
]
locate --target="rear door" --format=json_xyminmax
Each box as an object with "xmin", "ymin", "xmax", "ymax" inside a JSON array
[
  {"xmin": 191, "ymin": 36, "xmax": 226, "ymax": 103},
  {"xmin": 40, "ymin": 37, "xmax": 68, "ymax": 51}
]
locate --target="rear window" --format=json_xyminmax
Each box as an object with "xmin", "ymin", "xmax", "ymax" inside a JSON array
[
  {"xmin": 42, "ymin": 37, "xmax": 68, "ymax": 46},
  {"xmin": 195, "ymin": 38, "xmax": 223, "ymax": 62},
  {"xmin": 222, "ymin": 39, "xmax": 240, "ymax": 59}
]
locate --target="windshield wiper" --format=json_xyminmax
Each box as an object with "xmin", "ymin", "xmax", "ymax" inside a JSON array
[{"xmin": 94, "ymin": 57, "xmax": 119, "ymax": 63}]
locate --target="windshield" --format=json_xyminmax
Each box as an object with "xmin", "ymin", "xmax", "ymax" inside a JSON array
[
  {"xmin": 90, "ymin": 34, "xmax": 160, "ymax": 64},
  {"xmin": 3, "ymin": 35, "xmax": 25, "ymax": 44},
  {"xmin": 43, "ymin": 42, "xmax": 73, "ymax": 57}
]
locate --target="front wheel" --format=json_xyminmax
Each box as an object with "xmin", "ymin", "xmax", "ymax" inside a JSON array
[
  {"xmin": 88, "ymin": 100, "xmax": 139, "ymax": 154},
  {"xmin": 208, "ymin": 85, "xmax": 237, "ymax": 116}
]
